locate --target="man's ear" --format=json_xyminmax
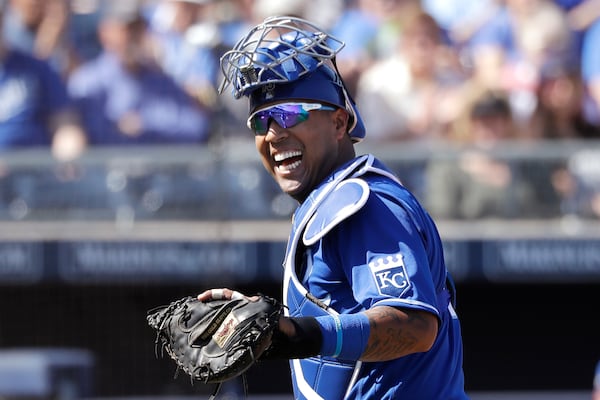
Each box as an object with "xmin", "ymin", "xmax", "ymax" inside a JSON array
[{"xmin": 333, "ymin": 108, "xmax": 350, "ymax": 138}]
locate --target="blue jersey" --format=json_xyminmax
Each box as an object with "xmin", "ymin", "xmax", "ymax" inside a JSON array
[
  {"xmin": 283, "ymin": 154, "xmax": 467, "ymax": 399},
  {"xmin": 0, "ymin": 50, "xmax": 71, "ymax": 148},
  {"xmin": 67, "ymin": 53, "xmax": 211, "ymax": 145}
]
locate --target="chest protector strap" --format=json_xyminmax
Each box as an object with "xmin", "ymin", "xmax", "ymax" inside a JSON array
[{"xmin": 282, "ymin": 155, "xmax": 390, "ymax": 400}]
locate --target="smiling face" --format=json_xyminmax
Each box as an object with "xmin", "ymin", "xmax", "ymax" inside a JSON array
[{"xmin": 254, "ymin": 102, "xmax": 355, "ymax": 202}]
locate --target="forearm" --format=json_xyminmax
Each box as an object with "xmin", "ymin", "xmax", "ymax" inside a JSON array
[
  {"xmin": 361, "ymin": 306, "xmax": 438, "ymax": 362},
  {"xmin": 263, "ymin": 306, "xmax": 438, "ymax": 362}
]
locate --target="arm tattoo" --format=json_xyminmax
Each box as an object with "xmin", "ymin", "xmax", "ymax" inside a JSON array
[{"xmin": 361, "ymin": 306, "xmax": 432, "ymax": 361}]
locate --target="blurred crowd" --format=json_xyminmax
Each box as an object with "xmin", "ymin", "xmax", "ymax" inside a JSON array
[{"xmin": 1, "ymin": 0, "xmax": 600, "ymax": 219}]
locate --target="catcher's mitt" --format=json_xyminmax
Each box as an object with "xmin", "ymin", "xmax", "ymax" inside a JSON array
[{"xmin": 147, "ymin": 294, "xmax": 283, "ymax": 384}]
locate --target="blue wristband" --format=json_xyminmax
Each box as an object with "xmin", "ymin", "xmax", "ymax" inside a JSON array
[{"xmin": 315, "ymin": 313, "xmax": 370, "ymax": 360}]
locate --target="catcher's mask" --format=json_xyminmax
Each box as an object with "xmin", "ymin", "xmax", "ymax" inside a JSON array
[{"xmin": 218, "ymin": 15, "xmax": 366, "ymax": 142}]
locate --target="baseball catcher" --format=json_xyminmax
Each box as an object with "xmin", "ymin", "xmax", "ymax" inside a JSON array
[
  {"xmin": 147, "ymin": 290, "xmax": 283, "ymax": 393},
  {"xmin": 150, "ymin": 14, "xmax": 468, "ymax": 400}
]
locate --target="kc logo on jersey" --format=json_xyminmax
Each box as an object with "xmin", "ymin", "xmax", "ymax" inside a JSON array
[{"xmin": 368, "ymin": 252, "xmax": 411, "ymax": 297}]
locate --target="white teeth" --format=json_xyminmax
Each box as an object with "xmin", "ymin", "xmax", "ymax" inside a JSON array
[
  {"xmin": 274, "ymin": 150, "xmax": 302, "ymax": 162},
  {"xmin": 277, "ymin": 160, "xmax": 302, "ymax": 172}
]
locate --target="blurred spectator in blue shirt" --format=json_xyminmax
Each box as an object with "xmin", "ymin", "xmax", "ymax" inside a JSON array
[
  {"xmin": 421, "ymin": 0, "xmax": 500, "ymax": 48},
  {"xmin": 67, "ymin": 1, "xmax": 211, "ymax": 146},
  {"xmin": 468, "ymin": 0, "xmax": 577, "ymax": 127},
  {"xmin": 327, "ymin": 0, "xmax": 423, "ymax": 98},
  {"xmin": 1, "ymin": 0, "xmax": 75, "ymax": 76},
  {"xmin": 328, "ymin": 0, "xmax": 380, "ymax": 98},
  {"xmin": 147, "ymin": 0, "xmax": 220, "ymax": 111},
  {"xmin": 0, "ymin": 0, "xmax": 86, "ymax": 161},
  {"xmin": 2, "ymin": 0, "xmax": 109, "ymax": 78}
]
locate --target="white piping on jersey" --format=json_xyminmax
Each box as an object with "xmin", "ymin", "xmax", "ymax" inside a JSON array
[
  {"xmin": 282, "ymin": 155, "xmax": 372, "ymax": 315},
  {"xmin": 292, "ymin": 359, "xmax": 325, "ymax": 400},
  {"xmin": 350, "ymin": 155, "xmax": 402, "ymax": 185},
  {"xmin": 282, "ymin": 154, "xmax": 396, "ymax": 400},
  {"xmin": 449, "ymin": 303, "xmax": 458, "ymax": 319},
  {"xmin": 303, "ymin": 178, "xmax": 370, "ymax": 246}
]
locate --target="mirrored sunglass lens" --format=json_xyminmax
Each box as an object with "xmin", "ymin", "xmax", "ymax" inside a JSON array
[
  {"xmin": 251, "ymin": 114, "xmax": 270, "ymax": 133},
  {"xmin": 277, "ymin": 111, "xmax": 307, "ymax": 128},
  {"xmin": 251, "ymin": 106, "xmax": 309, "ymax": 134}
]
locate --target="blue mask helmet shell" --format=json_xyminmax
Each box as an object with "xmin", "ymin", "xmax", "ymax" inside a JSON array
[{"xmin": 218, "ymin": 16, "xmax": 366, "ymax": 142}]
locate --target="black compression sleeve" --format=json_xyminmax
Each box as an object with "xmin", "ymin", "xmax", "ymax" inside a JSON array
[{"xmin": 260, "ymin": 317, "xmax": 323, "ymax": 360}]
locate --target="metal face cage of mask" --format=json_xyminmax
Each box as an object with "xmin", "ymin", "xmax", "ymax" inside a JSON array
[{"xmin": 218, "ymin": 15, "xmax": 366, "ymax": 142}]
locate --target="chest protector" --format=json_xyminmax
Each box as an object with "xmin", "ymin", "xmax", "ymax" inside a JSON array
[{"xmin": 282, "ymin": 154, "xmax": 401, "ymax": 400}]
